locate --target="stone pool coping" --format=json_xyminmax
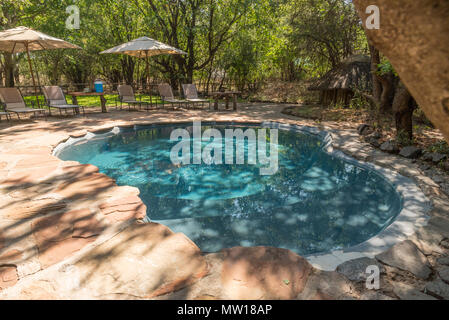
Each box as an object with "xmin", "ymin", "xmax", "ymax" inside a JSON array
[
  {"xmin": 52, "ymin": 120, "xmax": 431, "ymax": 271},
  {"xmin": 1, "ymin": 105, "xmax": 448, "ymax": 299}
]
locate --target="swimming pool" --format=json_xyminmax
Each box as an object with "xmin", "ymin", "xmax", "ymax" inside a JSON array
[{"xmin": 57, "ymin": 122, "xmax": 403, "ymax": 256}]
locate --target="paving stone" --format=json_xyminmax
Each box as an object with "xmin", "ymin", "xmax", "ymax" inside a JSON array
[
  {"xmin": 425, "ymin": 278, "xmax": 449, "ymax": 299},
  {"xmin": 0, "ymin": 266, "xmax": 18, "ymax": 290},
  {"xmin": 411, "ymin": 226, "xmax": 446, "ymax": 255},
  {"xmin": 12, "ymin": 281, "xmax": 60, "ymax": 300},
  {"xmin": 31, "ymin": 209, "xmax": 102, "ymax": 268},
  {"xmin": 392, "ymin": 282, "xmax": 437, "ymax": 300},
  {"xmin": 311, "ymin": 290, "xmax": 335, "ymax": 300},
  {"xmin": 73, "ymin": 223, "xmax": 208, "ymax": 299},
  {"xmin": 0, "ymin": 198, "xmax": 67, "ymax": 220},
  {"xmin": 60, "ymin": 163, "xmax": 99, "ymax": 177},
  {"xmin": 428, "ymin": 217, "xmax": 449, "ymax": 238},
  {"xmin": 359, "ymin": 291, "xmax": 396, "ymax": 300},
  {"xmin": 437, "ymin": 256, "xmax": 449, "ymax": 266},
  {"xmin": 336, "ymin": 257, "xmax": 386, "ymax": 283},
  {"xmin": 0, "ymin": 249, "xmax": 23, "ymax": 265},
  {"xmin": 433, "ymin": 175, "xmax": 446, "ymax": 184},
  {"xmin": 437, "ymin": 266, "xmax": 449, "ymax": 284},
  {"xmin": 297, "ymin": 270, "xmax": 355, "ymax": 300},
  {"xmin": 55, "ymin": 173, "xmax": 116, "ymax": 200},
  {"xmin": 36, "ymin": 237, "xmax": 95, "ymax": 269},
  {"xmin": 13, "ymin": 155, "xmax": 60, "ymax": 169},
  {"xmin": 99, "ymin": 195, "xmax": 147, "ymax": 222},
  {"xmin": 375, "ymin": 240, "xmax": 431, "ymax": 280},
  {"xmin": 0, "ymin": 233, "xmax": 4, "ymax": 251},
  {"xmin": 221, "ymin": 246, "xmax": 312, "ymax": 300}
]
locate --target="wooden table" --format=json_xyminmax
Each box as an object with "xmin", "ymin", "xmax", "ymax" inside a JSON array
[
  {"xmin": 210, "ymin": 91, "xmax": 241, "ymax": 111},
  {"xmin": 68, "ymin": 92, "xmax": 107, "ymax": 113}
]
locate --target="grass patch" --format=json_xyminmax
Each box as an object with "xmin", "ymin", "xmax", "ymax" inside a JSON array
[{"xmin": 23, "ymin": 94, "xmax": 166, "ymax": 108}]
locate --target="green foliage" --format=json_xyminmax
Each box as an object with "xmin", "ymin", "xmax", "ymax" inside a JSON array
[
  {"xmin": 286, "ymin": 0, "xmax": 367, "ymax": 76},
  {"xmin": 1, "ymin": 0, "xmax": 367, "ymax": 93},
  {"xmin": 396, "ymin": 129, "xmax": 413, "ymax": 146},
  {"xmin": 427, "ymin": 140, "xmax": 449, "ymax": 155},
  {"xmin": 377, "ymin": 60, "xmax": 398, "ymax": 77}
]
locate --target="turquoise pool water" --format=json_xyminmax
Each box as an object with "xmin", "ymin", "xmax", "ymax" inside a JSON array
[{"xmin": 58, "ymin": 123, "xmax": 402, "ymax": 255}]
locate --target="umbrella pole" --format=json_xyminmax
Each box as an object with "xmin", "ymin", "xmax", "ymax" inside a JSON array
[
  {"xmin": 145, "ymin": 51, "xmax": 151, "ymax": 107},
  {"xmin": 25, "ymin": 44, "xmax": 40, "ymax": 108}
]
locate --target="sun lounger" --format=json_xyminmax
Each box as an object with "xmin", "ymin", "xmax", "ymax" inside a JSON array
[
  {"xmin": 0, "ymin": 88, "xmax": 47, "ymax": 120},
  {"xmin": 117, "ymin": 85, "xmax": 152, "ymax": 111},
  {"xmin": 42, "ymin": 86, "xmax": 84, "ymax": 116},
  {"xmin": 182, "ymin": 84, "xmax": 211, "ymax": 109},
  {"xmin": 157, "ymin": 83, "xmax": 191, "ymax": 109}
]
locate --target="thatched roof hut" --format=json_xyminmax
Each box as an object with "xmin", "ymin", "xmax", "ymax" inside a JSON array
[{"xmin": 309, "ymin": 55, "xmax": 372, "ymax": 107}]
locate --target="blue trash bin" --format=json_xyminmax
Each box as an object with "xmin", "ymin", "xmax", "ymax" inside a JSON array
[{"xmin": 94, "ymin": 80, "xmax": 104, "ymax": 93}]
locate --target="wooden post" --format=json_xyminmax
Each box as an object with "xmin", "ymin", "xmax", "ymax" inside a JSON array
[{"xmin": 25, "ymin": 43, "xmax": 40, "ymax": 108}]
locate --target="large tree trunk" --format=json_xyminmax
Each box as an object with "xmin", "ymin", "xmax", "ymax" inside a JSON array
[
  {"xmin": 353, "ymin": 0, "xmax": 449, "ymax": 143},
  {"xmin": 369, "ymin": 45, "xmax": 382, "ymax": 103},
  {"xmin": 392, "ymin": 82, "xmax": 415, "ymax": 142}
]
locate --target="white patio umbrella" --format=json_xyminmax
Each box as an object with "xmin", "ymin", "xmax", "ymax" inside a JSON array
[
  {"xmin": 100, "ymin": 36, "xmax": 187, "ymax": 88},
  {"xmin": 0, "ymin": 26, "xmax": 81, "ymax": 107}
]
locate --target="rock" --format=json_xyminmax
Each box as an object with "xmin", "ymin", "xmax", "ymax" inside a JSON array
[
  {"xmin": 392, "ymin": 282, "xmax": 437, "ymax": 300},
  {"xmin": 422, "ymin": 152, "xmax": 433, "ymax": 162},
  {"xmin": 443, "ymin": 160, "xmax": 449, "ymax": 172},
  {"xmin": 441, "ymin": 183, "xmax": 449, "ymax": 196},
  {"xmin": 428, "ymin": 217, "xmax": 449, "ymax": 238},
  {"xmin": 55, "ymin": 173, "xmax": 116, "ymax": 200},
  {"xmin": 0, "ymin": 198, "xmax": 67, "ymax": 220},
  {"xmin": 411, "ymin": 226, "xmax": 446, "ymax": 255},
  {"xmin": 0, "ymin": 266, "xmax": 18, "ymax": 290},
  {"xmin": 442, "ymin": 239, "xmax": 449, "ymax": 249},
  {"xmin": 11, "ymin": 281, "xmax": 60, "ymax": 300},
  {"xmin": 368, "ymin": 139, "xmax": 381, "ymax": 148},
  {"xmin": 297, "ymin": 270, "xmax": 355, "ymax": 300},
  {"xmin": 364, "ymin": 133, "xmax": 382, "ymax": 148},
  {"xmin": 399, "ymin": 146, "xmax": 422, "ymax": 159},
  {"xmin": 220, "ymin": 246, "xmax": 312, "ymax": 300},
  {"xmin": 425, "ymin": 278, "xmax": 449, "ymax": 299},
  {"xmin": 73, "ymin": 223, "xmax": 208, "ymax": 299},
  {"xmin": 380, "ymin": 140, "xmax": 400, "ymax": 154},
  {"xmin": 0, "ymin": 249, "xmax": 23, "ymax": 265},
  {"xmin": 437, "ymin": 256, "xmax": 449, "ymax": 266},
  {"xmin": 0, "ymin": 233, "xmax": 4, "ymax": 251},
  {"xmin": 432, "ymin": 153, "xmax": 447, "ymax": 164},
  {"xmin": 336, "ymin": 257, "xmax": 385, "ymax": 283},
  {"xmin": 375, "ymin": 240, "xmax": 431, "ymax": 280},
  {"xmin": 359, "ymin": 291, "xmax": 396, "ymax": 300},
  {"xmin": 98, "ymin": 195, "xmax": 147, "ymax": 222},
  {"xmin": 311, "ymin": 290, "xmax": 334, "ymax": 300},
  {"xmin": 437, "ymin": 266, "xmax": 449, "ymax": 284},
  {"xmin": 357, "ymin": 124, "xmax": 372, "ymax": 136},
  {"xmin": 31, "ymin": 209, "xmax": 103, "ymax": 268},
  {"xmin": 432, "ymin": 175, "xmax": 446, "ymax": 184}
]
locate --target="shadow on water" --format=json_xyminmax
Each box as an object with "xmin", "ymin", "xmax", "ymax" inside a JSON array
[{"xmin": 58, "ymin": 123, "xmax": 403, "ymax": 256}]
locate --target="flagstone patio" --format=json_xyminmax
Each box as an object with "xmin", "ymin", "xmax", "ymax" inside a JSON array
[{"xmin": 0, "ymin": 103, "xmax": 448, "ymax": 300}]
